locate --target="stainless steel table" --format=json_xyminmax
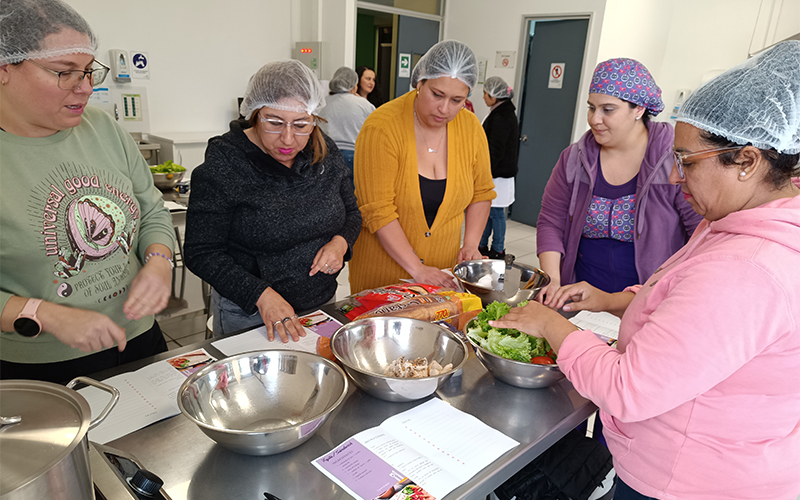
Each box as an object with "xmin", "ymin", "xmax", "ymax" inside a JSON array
[{"xmin": 102, "ymin": 306, "xmax": 597, "ymax": 500}]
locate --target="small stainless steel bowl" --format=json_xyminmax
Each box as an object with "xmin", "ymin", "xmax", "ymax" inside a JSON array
[
  {"xmin": 330, "ymin": 317, "xmax": 468, "ymax": 402},
  {"xmin": 151, "ymin": 171, "xmax": 184, "ymax": 190},
  {"xmin": 453, "ymin": 259, "xmax": 550, "ymax": 307},
  {"xmin": 177, "ymin": 350, "xmax": 348, "ymax": 456},
  {"xmin": 466, "ymin": 319, "xmax": 565, "ymax": 389}
]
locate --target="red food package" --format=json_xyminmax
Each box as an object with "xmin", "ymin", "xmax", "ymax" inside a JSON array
[{"xmin": 344, "ymin": 283, "xmax": 442, "ymax": 320}]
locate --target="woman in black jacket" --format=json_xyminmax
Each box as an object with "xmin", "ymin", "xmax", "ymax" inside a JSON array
[{"xmin": 479, "ymin": 76, "xmax": 519, "ymax": 259}]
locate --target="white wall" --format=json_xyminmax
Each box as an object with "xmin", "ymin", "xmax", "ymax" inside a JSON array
[
  {"xmin": 445, "ymin": 0, "xmax": 800, "ymax": 140},
  {"xmin": 443, "ymin": 0, "xmax": 608, "ymax": 143}
]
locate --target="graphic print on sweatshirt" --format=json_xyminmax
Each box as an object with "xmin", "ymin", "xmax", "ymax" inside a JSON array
[{"xmin": 27, "ymin": 162, "xmax": 140, "ymax": 303}]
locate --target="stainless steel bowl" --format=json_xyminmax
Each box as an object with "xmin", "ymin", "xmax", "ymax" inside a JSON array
[
  {"xmin": 330, "ymin": 317, "xmax": 468, "ymax": 402},
  {"xmin": 151, "ymin": 171, "xmax": 184, "ymax": 190},
  {"xmin": 466, "ymin": 319, "xmax": 565, "ymax": 389},
  {"xmin": 177, "ymin": 350, "xmax": 348, "ymax": 456},
  {"xmin": 453, "ymin": 259, "xmax": 550, "ymax": 306}
]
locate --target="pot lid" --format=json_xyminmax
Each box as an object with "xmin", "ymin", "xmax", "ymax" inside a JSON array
[{"xmin": 0, "ymin": 380, "xmax": 91, "ymax": 495}]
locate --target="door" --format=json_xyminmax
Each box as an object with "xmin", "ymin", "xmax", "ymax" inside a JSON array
[
  {"xmin": 394, "ymin": 15, "xmax": 439, "ymax": 98},
  {"xmin": 512, "ymin": 18, "xmax": 589, "ymax": 226}
]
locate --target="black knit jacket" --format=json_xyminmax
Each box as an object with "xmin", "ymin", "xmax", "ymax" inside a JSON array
[
  {"xmin": 184, "ymin": 120, "xmax": 362, "ymax": 314},
  {"xmin": 482, "ymin": 99, "xmax": 520, "ymax": 178}
]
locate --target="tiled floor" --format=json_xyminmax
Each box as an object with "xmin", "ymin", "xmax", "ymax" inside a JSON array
[{"xmin": 158, "ymin": 217, "xmax": 539, "ymax": 349}]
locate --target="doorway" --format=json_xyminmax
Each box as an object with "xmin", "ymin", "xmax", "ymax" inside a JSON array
[{"xmin": 512, "ymin": 18, "xmax": 590, "ymax": 227}]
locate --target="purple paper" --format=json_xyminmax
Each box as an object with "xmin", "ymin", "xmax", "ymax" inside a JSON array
[{"xmin": 315, "ymin": 438, "xmax": 403, "ymax": 499}]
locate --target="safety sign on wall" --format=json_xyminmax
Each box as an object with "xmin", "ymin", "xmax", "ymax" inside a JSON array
[
  {"xmin": 495, "ymin": 51, "xmax": 516, "ymax": 69},
  {"xmin": 399, "ymin": 53, "xmax": 411, "ymax": 78},
  {"xmin": 548, "ymin": 63, "xmax": 565, "ymax": 89},
  {"xmin": 131, "ymin": 52, "xmax": 150, "ymax": 79}
]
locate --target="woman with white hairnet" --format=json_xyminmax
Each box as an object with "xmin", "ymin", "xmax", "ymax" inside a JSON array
[
  {"xmin": 184, "ymin": 60, "xmax": 361, "ymax": 341},
  {"xmin": 318, "ymin": 66, "xmax": 375, "ymax": 174},
  {"xmin": 0, "ymin": 0, "xmax": 176, "ymax": 383},
  {"xmin": 349, "ymin": 40, "xmax": 495, "ymax": 292},
  {"xmin": 478, "ymin": 76, "xmax": 519, "ymax": 260},
  {"xmin": 492, "ymin": 41, "xmax": 800, "ymax": 499}
]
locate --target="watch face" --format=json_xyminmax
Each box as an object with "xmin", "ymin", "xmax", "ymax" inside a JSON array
[{"xmin": 13, "ymin": 317, "xmax": 40, "ymax": 337}]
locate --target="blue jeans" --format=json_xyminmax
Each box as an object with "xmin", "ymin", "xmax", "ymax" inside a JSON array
[
  {"xmin": 480, "ymin": 207, "xmax": 507, "ymax": 252},
  {"xmin": 613, "ymin": 477, "xmax": 656, "ymax": 500},
  {"xmin": 210, "ymin": 289, "xmax": 264, "ymax": 338},
  {"xmin": 340, "ymin": 149, "xmax": 355, "ymax": 192}
]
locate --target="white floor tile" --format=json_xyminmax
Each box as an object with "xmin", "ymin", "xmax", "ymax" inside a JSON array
[{"xmin": 506, "ymin": 237, "xmax": 538, "ymax": 257}]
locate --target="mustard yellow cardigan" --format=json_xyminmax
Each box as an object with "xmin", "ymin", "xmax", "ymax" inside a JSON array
[{"xmin": 349, "ymin": 90, "xmax": 495, "ymax": 293}]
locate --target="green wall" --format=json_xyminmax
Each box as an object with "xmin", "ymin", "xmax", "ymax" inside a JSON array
[{"xmin": 355, "ymin": 13, "xmax": 376, "ymax": 70}]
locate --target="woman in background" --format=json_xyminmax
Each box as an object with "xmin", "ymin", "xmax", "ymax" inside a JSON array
[
  {"xmin": 536, "ymin": 58, "xmax": 701, "ymax": 303},
  {"xmin": 0, "ymin": 0, "xmax": 175, "ymax": 383},
  {"xmin": 356, "ymin": 65, "xmax": 384, "ymax": 108},
  {"xmin": 349, "ymin": 40, "xmax": 495, "ymax": 292},
  {"xmin": 494, "ymin": 41, "xmax": 800, "ymax": 499},
  {"xmin": 184, "ymin": 60, "xmax": 361, "ymax": 341},
  {"xmin": 478, "ymin": 76, "xmax": 519, "ymax": 260},
  {"xmin": 318, "ymin": 66, "xmax": 375, "ymax": 174}
]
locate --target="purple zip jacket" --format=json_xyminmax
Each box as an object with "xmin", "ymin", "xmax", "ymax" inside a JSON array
[{"xmin": 536, "ymin": 121, "xmax": 702, "ymax": 285}]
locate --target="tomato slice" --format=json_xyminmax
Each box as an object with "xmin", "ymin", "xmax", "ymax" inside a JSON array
[{"xmin": 531, "ymin": 356, "xmax": 556, "ymax": 365}]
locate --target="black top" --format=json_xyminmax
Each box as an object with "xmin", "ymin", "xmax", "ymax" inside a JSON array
[
  {"xmin": 184, "ymin": 120, "xmax": 362, "ymax": 314},
  {"xmin": 419, "ymin": 175, "xmax": 447, "ymax": 228},
  {"xmin": 482, "ymin": 99, "xmax": 520, "ymax": 178}
]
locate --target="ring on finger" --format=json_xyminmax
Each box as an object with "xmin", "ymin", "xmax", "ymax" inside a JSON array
[{"xmin": 281, "ymin": 316, "xmax": 292, "ymax": 323}]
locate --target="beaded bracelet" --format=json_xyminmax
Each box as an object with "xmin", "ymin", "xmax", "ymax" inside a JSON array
[{"xmin": 145, "ymin": 252, "xmax": 174, "ymax": 269}]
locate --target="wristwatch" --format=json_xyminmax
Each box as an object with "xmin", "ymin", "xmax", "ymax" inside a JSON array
[{"xmin": 13, "ymin": 298, "xmax": 43, "ymax": 338}]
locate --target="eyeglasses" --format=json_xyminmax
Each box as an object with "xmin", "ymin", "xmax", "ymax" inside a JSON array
[
  {"xmin": 259, "ymin": 116, "xmax": 316, "ymax": 136},
  {"xmin": 27, "ymin": 59, "xmax": 110, "ymax": 90},
  {"xmin": 673, "ymin": 147, "xmax": 744, "ymax": 179}
]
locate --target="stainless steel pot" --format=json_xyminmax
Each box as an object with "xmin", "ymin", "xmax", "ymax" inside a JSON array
[{"xmin": 0, "ymin": 377, "xmax": 119, "ymax": 500}]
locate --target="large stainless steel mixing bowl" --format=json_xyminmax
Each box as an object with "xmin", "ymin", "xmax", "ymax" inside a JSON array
[
  {"xmin": 453, "ymin": 259, "xmax": 550, "ymax": 306},
  {"xmin": 466, "ymin": 319, "xmax": 565, "ymax": 389},
  {"xmin": 330, "ymin": 317, "xmax": 468, "ymax": 402},
  {"xmin": 177, "ymin": 350, "xmax": 348, "ymax": 456}
]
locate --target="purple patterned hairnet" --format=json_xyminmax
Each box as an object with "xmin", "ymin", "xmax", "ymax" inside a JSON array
[{"xmin": 589, "ymin": 58, "xmax": 664, "ymax": 116}]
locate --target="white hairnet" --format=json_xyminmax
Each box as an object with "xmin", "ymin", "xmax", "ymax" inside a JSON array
[
  {"xmin": 329, "ymin": 67, "xmax": 358, "ymax": 94},
  {"xmin": 0, "ymin": 0, "xmax": 97, "ymax": 65},
  {"xmin": 677, "ymin": 40, "xmax": 800, "ymax": 154},
  {"xmin": 484, "ymin": 76, "xmax": 514, "ymax": 100},
  {"xmin": 410, "ymin": 40, "xmax": 478, "ymax": 91},
  {"xmin": 239, "ymin": 60, "xmax": 325, "ymax": 119}
]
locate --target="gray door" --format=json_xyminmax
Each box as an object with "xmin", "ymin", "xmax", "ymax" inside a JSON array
[
  {"xmin": 512, "ymin": 18, "xmax": 589, "ymax": 226},
  {"xmin": 394, "ymin": 16, "xmax": 439, "ymax": 98}
]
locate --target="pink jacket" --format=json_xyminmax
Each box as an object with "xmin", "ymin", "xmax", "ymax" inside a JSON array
[{"xmin": 559, "ymin": 184, "xmax": 800, "ymax": 499}]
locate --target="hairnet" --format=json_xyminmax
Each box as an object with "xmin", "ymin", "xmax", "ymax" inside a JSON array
[
  {"xmin": 239, "ymin": 60, "xmax": 325, "ymax": 119},
  {"xmin": 410, "ymin": 40, "xmax": 478, "ymax": 91},
  {"xmin": 484, "ymin": 76, "xmax": 514, "ymax": 100},
  {"xmin": 329, "ymin": 66, "xmax": 358, "ymax": 94},
  {"xmin": 0, "ymin": 0, "xmax": 97, "ymax": 65},
  {"xmin": 589, "ymin": 58, "xmax": 664, "ymax": 116},
  {"xmin": 677, "ymin": 40, "xmax": 800, "ymax": 154}
]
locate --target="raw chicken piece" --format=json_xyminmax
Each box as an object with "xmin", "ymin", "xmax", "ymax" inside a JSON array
[{"xmin": 383, "ymin": 356, "xmax": 453, "ymax": 378}]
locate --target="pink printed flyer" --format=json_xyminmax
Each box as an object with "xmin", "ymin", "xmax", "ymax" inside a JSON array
[{"xmin": 299, "ymin": 310, "xmax": 342, "ymax": 338}]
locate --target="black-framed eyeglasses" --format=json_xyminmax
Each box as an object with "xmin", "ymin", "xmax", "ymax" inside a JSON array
[{"xmin": 26, "ymin": 59, "xmax": 110, "ymax": 90}]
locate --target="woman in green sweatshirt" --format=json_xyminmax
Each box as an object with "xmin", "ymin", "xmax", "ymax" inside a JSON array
[{"xmin": 0, "ymin": 0, "xmax": 176, "ymax": 383}]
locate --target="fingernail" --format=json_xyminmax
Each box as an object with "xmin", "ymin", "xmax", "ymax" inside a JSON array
[{"xmin": 563, "ymin": 305, "xmax": 571, "ymax": 311}]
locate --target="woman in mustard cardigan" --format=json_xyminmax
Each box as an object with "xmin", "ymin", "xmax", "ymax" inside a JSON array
[{"xmin": 349, "ymin": 41, "xmax": 495, "ymax": 293}]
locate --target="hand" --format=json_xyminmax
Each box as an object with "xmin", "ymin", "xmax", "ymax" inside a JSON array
[
  {"xmin": 488, "ymin": 301, "xmax": 576, "ymax": 353},
  {"xmin": 256, "ymin": 287, "xmax": 306, "ymax": 343},
  {"xmin": 309, "ymin": 236, "xmax": 348, "ymax": 276},
  {"xmin": 124, "ymin": 255, "xmax": 171, "ymax": 320},
  {"xmin": 409, "ymin": 265, "xmax": 458, "ymax": 289},
  {"xmin": 39, "ymin": 303, "xmax": 127, "ymax": 353},
  {"xmin": 536, "ymin": 279, "xmax": 562, "ymax": 307},
  {"xmin": 548, "ymin": 281, "xmax": 611, "ymax": 312},
  {"xmin": 457, "ymin": 245, "xmax": 484, "ymax": 262}
]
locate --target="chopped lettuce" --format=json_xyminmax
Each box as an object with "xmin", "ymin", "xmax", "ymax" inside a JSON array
[
  {"xmin": 468, "ymin": 300, "xmax": 556, "ymax": 363},
  {"xmin": 149, "ymin": 160, "xmax": 186, "ymax": 173}
]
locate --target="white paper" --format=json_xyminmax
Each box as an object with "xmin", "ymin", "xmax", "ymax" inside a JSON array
[
  {"xmin": 569, "ymin": 310, "xmax": 621, "ymax": 343},
  {"xmin": 79, "ymin": 349, "xmax": 215, "ymax": 444},
  {"xmin": 313, "ymin": 398, "xmax": 518, "ymax": 499},
  {"xmin": 212, "ymin": 325, "xmax": 319, "ymax": 357}
]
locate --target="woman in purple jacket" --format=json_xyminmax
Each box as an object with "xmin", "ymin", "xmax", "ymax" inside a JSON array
[{"xmin": 536, "ymin": 59, "xmax": 701, "ymax": 303}]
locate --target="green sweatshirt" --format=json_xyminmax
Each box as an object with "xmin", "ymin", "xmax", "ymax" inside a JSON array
[{"xmin": 0, "ymin": 106, "xmax": 176, "ymax": 363}]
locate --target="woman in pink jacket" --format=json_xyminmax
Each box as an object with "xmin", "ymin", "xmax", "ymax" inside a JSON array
[{"xmin": 494, "ymin": 41, "xmax": 800, "ymax": 500}]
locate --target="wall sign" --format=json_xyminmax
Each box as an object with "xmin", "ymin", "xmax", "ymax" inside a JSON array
[
  {"xmin": 131, "ymin": 52, "xmax": 150, "ymax": 79},
  {"xmin": 398, "ymin": 53, "xmax": 411, "ymax": 78},
  {"xmin": 495, "ymin": 51, "xmax": 516, "ymax": 69},
  {"xmin": 548, "ymin": 63, "xmax": 565, "ymax": 89}
]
